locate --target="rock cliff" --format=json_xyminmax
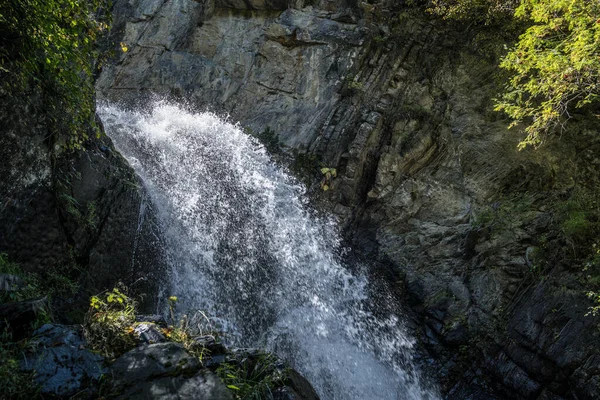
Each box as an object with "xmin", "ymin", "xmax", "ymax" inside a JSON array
[
  {"xmin": 0, "ymin": 87, "xmax": 166, "ymax": 312},
  {"xmin": 96, "ymin": 0, "xmax": 600, "ymax": 399}
]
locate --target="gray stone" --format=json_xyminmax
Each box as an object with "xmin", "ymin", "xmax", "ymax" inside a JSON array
[
  {"xmin": 21, "ymin": 324, "xmax": 106, "ymax": 397},
  {"xmin": 111, "ymin": 342, "xmax": 200, "ymax": 383},
  {"xmin": 134, "ymin": 322, "xmax": 167, "ymax": 344},
  {"xmin": 96, "ymin": 0, "xmax": 600, "ymax": 398},
  {"xmin": 110, "ymin": 342, "xmax": 232, "ymax": 399}
]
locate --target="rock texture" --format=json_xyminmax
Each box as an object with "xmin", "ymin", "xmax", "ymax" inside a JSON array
[
  {"xmin": 22, "ymin": 324, "xmax": 106, "ymax": 397},
  {"xmin": 97, "ymin": 0, "xmax": 600, "ymax": 399},
  {"xmin": 0, "ymin": 87, "xmax": 166, "ymax": 311},
  {"xmin": 110, "ymin": 342, "xmax": 232, "ymax": 399},
  {"xmin": 18, "ymin": 322, "xmax": 318, "ymax": 399}
]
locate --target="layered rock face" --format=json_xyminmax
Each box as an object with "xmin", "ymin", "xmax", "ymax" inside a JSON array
[{"xmin": 97, "ymin": 0, "xmax": 600, "ymax": 398}]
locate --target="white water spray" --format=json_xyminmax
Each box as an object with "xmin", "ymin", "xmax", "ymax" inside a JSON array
[{"xmin": 99, "ymin": 102, "xmax": 438, "ymax": 400}]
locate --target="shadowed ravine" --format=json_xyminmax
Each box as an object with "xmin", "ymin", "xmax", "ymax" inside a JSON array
[{"xmin": 99, "ymin": 102, "xmax": 439, "ymax": 400}]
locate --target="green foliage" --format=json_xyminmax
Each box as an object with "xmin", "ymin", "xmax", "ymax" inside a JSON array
[
  {"xmin": 495, "ymin": 0, "xmax": 600, "ymax": 149},
  {"xmin": 429, "ymin": 0, "xmax": 519, "ymax": 25},
  {"xmin": 290, "ymin": 152, "xmax": 321, "ymax": 187},
  {"xmin": 0, "ymin": 254, "xmax": 43, "ymax": 304},
  {"xmin": 0, "ymin": 253, "xmax": 21, "ymax": 276},
  {"xmin": 0, "ymin": 253, "xmax": 79, "ymax": 304},
  {"xmin": 556, "ymin": 189, "xmax": 600, "ymax": 252},
  {"xmin": 428, "ymin": 0, "xmax": 600, "ymax": 149},
  {"xmin": 162, "ymin": 298, "xmax": 216, "ymax": 362},
  {"xmin": 0, "ymin": 0, "xmax": 111, "ymax": 150},
  {"xmin": 0, "ymin": 335, "xmax": 40, "ymax": 399},
  {"xmin": 586, "ymin": 290, "xmax": 600, "ymax": 317},
  {"xmin": 320, "ymin": 167, "xmax": 337, "ymax": 191},
  {"xmin": 217, "ymin": 353, "xmax": 288, "ymax": 400},
  {"xmin": 84, "ymin": 288, "xmax": 222, "ymax": 362},
  {"xmin": 84, "ymin": 287, "xmax": 137, "ymax": 359},
  {"xmin": 346, "ymin": 76, "xmax": 364, "ymax": 91}
]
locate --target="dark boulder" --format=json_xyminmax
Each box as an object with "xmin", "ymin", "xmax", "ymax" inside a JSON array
[
  {"xmin": 0, "ymin": 296, "xmax": 50, "ymax": 338},
  {"xmin": 21, "ymin": 324, "xmax": 107, "ymax": 397},
  {"xmin": 109, "ymin": 342, "xmax": 232, "ymax": 399}
]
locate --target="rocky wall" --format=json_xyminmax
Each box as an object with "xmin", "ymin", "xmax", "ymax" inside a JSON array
[{"xmin": 96, "ymin": 1, "xmax": 600, "ymax": 398}]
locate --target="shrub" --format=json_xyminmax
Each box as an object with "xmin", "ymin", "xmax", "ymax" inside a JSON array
[
  {"xmin": 84, "ymin": 287, "xmax": 137, "ymax": 359},
  {"xmin": 495, "ymin": 0, "xmax": 600, "ymax": 149},
  {"xmin": 429, "ymin": 0, "xmax": 519, "ymax": 25},
  {"xmin": 428, "ymin": 0, "xmax": 600, "ymax": 149},
  {"xmin": 0, "ymin": 0, "xmax": 111, "ymax": 149}
]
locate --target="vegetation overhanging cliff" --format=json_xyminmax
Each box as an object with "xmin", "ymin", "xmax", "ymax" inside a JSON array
[{"xmin": 1, "ymin": 0, "xmax": 600, "ymax": 399}]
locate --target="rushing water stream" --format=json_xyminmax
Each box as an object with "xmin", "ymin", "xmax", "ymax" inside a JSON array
[{"xmin": 99, "ymin": 102, "xmax": 438, "ymax": 400}]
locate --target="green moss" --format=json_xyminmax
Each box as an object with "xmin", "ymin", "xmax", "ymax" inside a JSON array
[
  {"xmin": 556, "ymin": 189, "xmax": 599, "ymax": 247},
  {"xmin": 472, "ymin": 194, "xmax": 538, "ymax": 234},
  {"xmin": 396, "ymin": 103, "xmax": 433, "ymax": 121}
]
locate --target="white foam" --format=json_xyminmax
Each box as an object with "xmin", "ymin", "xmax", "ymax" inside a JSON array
[{"xmin": 99, "ymin": 101, "xmax": 439, "ymax": 400}]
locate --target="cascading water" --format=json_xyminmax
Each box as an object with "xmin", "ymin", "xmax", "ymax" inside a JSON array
[{"xmin": 99, "ymin": 102, "xmax": 439, "ymax": 400}]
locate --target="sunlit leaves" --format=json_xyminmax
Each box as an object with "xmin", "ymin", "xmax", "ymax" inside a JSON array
[
  {"xmin": 427, "ymin": 0, "xmax": 600, "ymax": 149},
  {"xmin": 0, "ymin": 0, "xmax": 111, "ymax": 150},
  {"xmin": 320, "ymin": 168, "xmax": 337, "ymax": 191},
  {"xmin": 495, "ymin": 0, "xmax": 600, "ymax": 148},
  {"xmin": 428, "ymin": 0, "xmax": 520, "ymax": 25}
]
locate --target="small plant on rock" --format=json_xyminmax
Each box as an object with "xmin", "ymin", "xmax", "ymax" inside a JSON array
[
  {"xmin": 84, "ymin": 287, "xmax": 137, "ymax": 358},
  {"xmin": 320, "ymin": 167, "xmax": 337, "ymax": 191}
]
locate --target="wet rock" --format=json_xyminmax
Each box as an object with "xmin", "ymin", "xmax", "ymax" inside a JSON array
[
  {"xmin": 0, "ymin": 86, "xmax": 167, "ymax": 312},
  {"xmin": 189, "ymin": 334, "xmax": 227, "ymax": 355},
  {"xmin": 115, "ymin": 372, "xmax": 233, "ymax": 400},
  {"xmin": 110, "ymin": 342, "xmax": 232, "ymax": 399},
  {"xmin": 21, "ymin": 324, "xmax": 106, "ymax": 397},
  {"xmin": 134, "ymin": 322, "xmax": 167, "ymax": 344},
  {"xmin": 274, "ymin": 368, "xmax": 320, "ymax": 400}
]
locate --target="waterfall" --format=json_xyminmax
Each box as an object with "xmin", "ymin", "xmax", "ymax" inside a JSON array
[{"xmin": 99, "ymin": 102, "xmax": 438, "ymax": 400}]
